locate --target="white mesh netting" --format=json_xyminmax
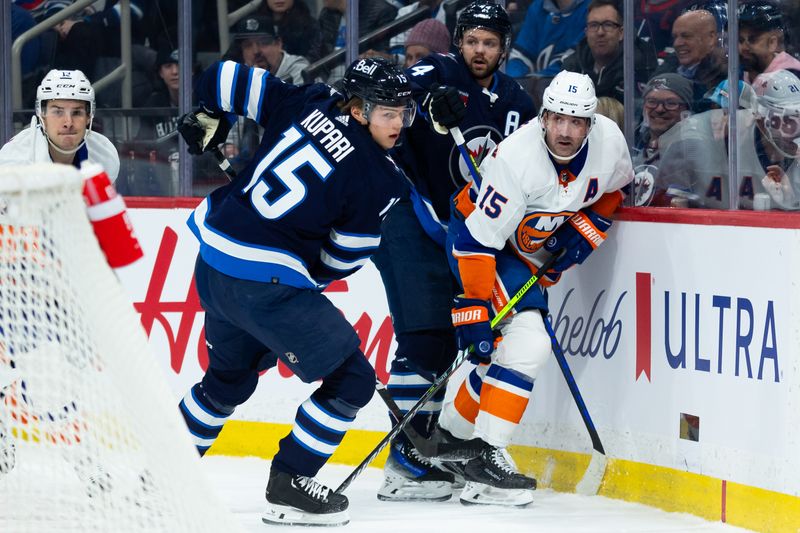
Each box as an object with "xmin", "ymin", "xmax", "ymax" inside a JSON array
[{"xmin": 0, "ymin": 164, "xmax": 240, "ymax": 532}]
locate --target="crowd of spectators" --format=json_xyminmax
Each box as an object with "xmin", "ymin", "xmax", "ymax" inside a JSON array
[{"xmin": 9, "ymin": 0, "xmax": 800, "ymax": 210}]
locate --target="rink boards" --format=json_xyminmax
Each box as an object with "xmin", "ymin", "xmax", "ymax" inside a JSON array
[{"xmin": 118, "ymin": 203, "xmax": 800, "ymax": 532}]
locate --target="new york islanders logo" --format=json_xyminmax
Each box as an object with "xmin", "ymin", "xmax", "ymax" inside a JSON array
[{"xmin": 516, "ymin": 212, "xmax": 572, "ymax": 253}]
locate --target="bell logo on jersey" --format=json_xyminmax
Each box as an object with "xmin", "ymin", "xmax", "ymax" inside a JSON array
[{"xmin": 515, "ymin": 212, "xmax": 571, "ymax": 253}]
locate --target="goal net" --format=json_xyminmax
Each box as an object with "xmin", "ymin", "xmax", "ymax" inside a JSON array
[{"xmin": 0, "ymin": 164, "xmax": 239, "ymax": 532}]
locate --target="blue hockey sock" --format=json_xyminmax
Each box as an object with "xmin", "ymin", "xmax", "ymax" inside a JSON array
[
  {"xmin": 178, "ymin": 383, "xmax": 234, "ymax": 456},
  {"xmin": 272, "ymin": 395, "xmax": 355, "ymax": 477},
  {"xmin": 387, "ymin": 358, "xmax": 446, "ymax": 439}
]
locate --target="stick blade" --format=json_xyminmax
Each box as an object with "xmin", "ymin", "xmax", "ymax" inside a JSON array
[{"xmin": 575, "ymin": 450, "xmax": 607, "ymax": 495}]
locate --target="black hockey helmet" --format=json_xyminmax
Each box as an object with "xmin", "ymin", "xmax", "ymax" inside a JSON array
[
  {"xmin": 454, "ymin": 1, "xmax": 512, "ymax": 51},
  {"xmin": 738, "ymin": 0, "xmax": 784, "ymax": 33},
  {"xmin": 342, "ymin": 57, "xmax": 412, "ymax": 107}
]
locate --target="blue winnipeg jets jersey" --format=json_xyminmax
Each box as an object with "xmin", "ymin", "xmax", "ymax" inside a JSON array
[
  {"xmin": 397, "ymin": 52, "xmax": 535, "ymax": 245},
  {"xmin": 187, "ymin": 61, "xmax": 404, "ymax": 290}
]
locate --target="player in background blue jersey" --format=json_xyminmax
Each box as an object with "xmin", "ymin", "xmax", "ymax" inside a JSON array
[
  {"xmin": 372, "ymin": 0, "xmax": 535, "ymax": 503},
  {"xmin": 176, "ymin": 57, "xmax": 414, "ymax": 527}
]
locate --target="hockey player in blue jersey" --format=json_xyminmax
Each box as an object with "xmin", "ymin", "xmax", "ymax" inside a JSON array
[
  {"xmin": 176, "ymin": 57, "xmax": 414, "ymax": 526},
  {"xmin": 372, "ymin": 0, "xmax": 535, "ymax": 503}
]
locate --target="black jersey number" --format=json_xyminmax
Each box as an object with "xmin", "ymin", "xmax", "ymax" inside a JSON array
[{"xmin": 241, "ymin": 125, "xmax": 334, "ymax": 219}]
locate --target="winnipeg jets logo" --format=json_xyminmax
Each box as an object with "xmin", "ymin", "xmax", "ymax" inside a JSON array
[
  {"xmin": 451, "ymin": 129, "xmax": 499, "ymax": 186},
  {"xmin": 632, "ymin": 164, "xmax": 657, "ymax": 207},
  {"xmin": 335, "ymin": 115, "xmax": 350, "ymax": 126}
]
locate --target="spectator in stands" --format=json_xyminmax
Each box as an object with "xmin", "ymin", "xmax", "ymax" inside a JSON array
[
  {"xmin": 630, "ymin": 73, "xmax": 694, "ymax": 206},
  {"xmin": 317, "ymin": 0, "xmax": 398, "ymax": 82},
  {"xmin": 561, "ymin": 0, "xmax": 657, "ymax": 103},
  {"xmin": 0, "ymin": 69, "xmax": 119, "ymax": 181},
  {"xmin": 738, "ymin": 0, "xmax": 800, "ymax": 84},
  {"xmin": 127, "ymin": 47, "xmax": 183, "ymax": 196},
  {"xmin": 506, "ymin": 0, "xmax": 590, "ymax": 78},
  {"xmin": 656, "ymin": 70, "xmax": 800, "ymax": 210},
  {"xmin": 596, "ymin": 95, "xmax": 624, "ymax": 129},
  {"xmin": 402, "ymin": 18, "xmax": 451, "ymax": 68},
  {"xmin": 634, "ymin": 0, "xmax": 694, "ymax": 54},
  {"xmin": 652, "ymin": 9, "xmax": 727, "ymax": 108},
  {"xmin": 253, "ymin": 0, "xmax": 320, "ymax": 59},
  {"xmin": 362, "ymin": 0, "xmax": 448, "ymax": 66},
  {"xmin": 225, "ymin": 16, "xmax": 309, "ymax": 84},
  {"xmin": 44, "ymin": 0, "xmax": 154, "ymax": 106}
]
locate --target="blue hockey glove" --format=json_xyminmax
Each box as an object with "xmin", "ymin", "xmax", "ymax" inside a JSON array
[
  {"xmin": 451, "ymin": 296, "xmax": 493, "ymax": 363},
  {"xmin": 544, "ymin": 209, "xmax": 612, "ymax": 273},
  {"xmin": 422, "ymin": 84, "xmax": 466, "ymax": 135}
]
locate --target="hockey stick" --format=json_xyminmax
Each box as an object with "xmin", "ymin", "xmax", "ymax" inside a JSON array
[
  {"xmin": 542, "ymin": 312, "xmax": 607, "ymax": 495},
  {"xmin": 451, "ymin": 125, "xmax": 608, "ymax": 495},
  {"xmin": 212, "ymin": 147, "xmax": 237, "ymax": 181},
  {"xmin": 374, "ymin": 381, "xmax": 438, "ymax": 457},
  {"xmin": 335, "ymin": 253, "xmax": 558, "ymax": 494},
  {"xmin": 450, "ymin": 127, "xmax": 483, "ymax": 187}
]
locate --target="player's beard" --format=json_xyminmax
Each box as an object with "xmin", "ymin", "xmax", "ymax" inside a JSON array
[{"xmin": 468, "ymin": 56, "xmax": 499, "ymax": 81}]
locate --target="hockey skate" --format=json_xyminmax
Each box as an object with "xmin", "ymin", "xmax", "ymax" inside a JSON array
[
  {"xmin": 428, "ymin": 423, "xmax": 485, "ymax": 462},
  {"xmin": 460, "ymin": 443, "xmax": 536, "ymax": 507},
  {"xmin": 263, "ymin": 469, "xmax": 349, "ymax": 527},
  {"xmin": 377, "ymin": 439, "xmax": 455, "ymax": 502}
]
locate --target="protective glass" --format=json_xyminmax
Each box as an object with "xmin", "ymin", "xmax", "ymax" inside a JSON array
[
  {"xmin": 365, "ymin": 101, "xmax": 416, "ymax": 128},
  {"xmin": 762, "ymin": 107, "xmax": 800, "ymax": 139}
]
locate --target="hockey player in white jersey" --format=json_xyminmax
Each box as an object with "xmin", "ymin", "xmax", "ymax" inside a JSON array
[
  {"xmin": 657, "ymin": 69, "xmax": 800, "ymax": 210},
  {"xmin": 0, "ymin": 70, "xmax": 119, "ymax": 181},
  {"xmin": 433, "ymin": 71, "xmax": 632, "ymax": 506}
]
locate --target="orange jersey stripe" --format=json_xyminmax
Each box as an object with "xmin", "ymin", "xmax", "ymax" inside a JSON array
[
  {"xmin": 478, "ymin": 382, "xmax": 530, "ymax": 424},
  {"xmin": 453, "ymin": 381, "xmax": 480, "ymax": 424},
  {"xmin": 457, "ymin": 254, "xmax": 496, "ymax": 301}
]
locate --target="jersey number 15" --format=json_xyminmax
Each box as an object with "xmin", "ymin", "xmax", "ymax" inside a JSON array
[{"xmin": 241, "ymin": 125, "xmax": 333, "ymax": 219}]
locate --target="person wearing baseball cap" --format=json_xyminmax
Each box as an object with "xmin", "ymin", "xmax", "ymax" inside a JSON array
[{"xmin": 227, "ymin": 16, "xmax": 309, "ymax": 84}]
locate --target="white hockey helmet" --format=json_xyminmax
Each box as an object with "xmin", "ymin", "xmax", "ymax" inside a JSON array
[
  {"xmin": 753, "ymin": 69, "xmax": 800, "ymax": 158},
  {"xmin": 541, "ymin": 71, "xmax": 598, "ymax": 119},
  {"xmin": 539, "ymin": 71, "xmax": 597, "ymax": 161},
  {"xmin": 35, "ymin": 69, "xmax": 95, "ymax": 119}
]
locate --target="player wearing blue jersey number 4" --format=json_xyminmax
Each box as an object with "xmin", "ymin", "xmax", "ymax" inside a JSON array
[
  {"xmin": 176, "ymin": 57, "xmax": 414, "ymax": 527},
  {"xmin": 372, "ymin": 0, "xmax": 536, "ymax": 504},
  {"xmin": 434, "ymin": 71, "xmax": 633, "ymax": 507}
]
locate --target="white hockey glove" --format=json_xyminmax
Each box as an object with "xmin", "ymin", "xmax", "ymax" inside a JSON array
[{"xmin": 178, "ymin": 107, "xmax": 233, "ymax": 155}]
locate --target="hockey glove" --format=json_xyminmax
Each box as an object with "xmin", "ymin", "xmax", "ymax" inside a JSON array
[
  {"xmin": 422, "ymin": 85, "xmax": 466, "ymax": 135},
  {"xmin": 544, "ymin": 209, "xmax": 612, "ymax": 274},
  {"xmin": 178, "ymin": 107, "xmax": 233, "ymax": 156},
  {"xmin": 451, "ymin": 296, "xmax": 494, "ymax": 364}
]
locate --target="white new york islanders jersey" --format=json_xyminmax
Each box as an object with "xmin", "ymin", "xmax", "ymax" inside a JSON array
[{"xmin": 464, "ymin": 114, "xmax": 633, "ymax": 267}]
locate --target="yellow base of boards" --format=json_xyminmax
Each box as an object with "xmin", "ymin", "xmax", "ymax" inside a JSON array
[{"xmin": 208, "ymin": 421, "xmax": 800, "ymax": 532}]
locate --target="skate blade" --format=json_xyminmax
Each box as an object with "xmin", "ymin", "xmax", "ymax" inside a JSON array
[
  {"xmin": 377, "ymin": 475, "xmax": 453, "ymax": 502},
  {"xmin": 459, "ymin": 482, "xmax": 534, "ymax": 508},
  {"xmin": 262, "ymin": 503, "xmax": 349, "ymax": 527}
]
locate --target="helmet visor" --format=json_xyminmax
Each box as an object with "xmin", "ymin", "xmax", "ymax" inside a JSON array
[{"xmin": 365, "ymin": 101, "xmax": 417, "ymax": 128}]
